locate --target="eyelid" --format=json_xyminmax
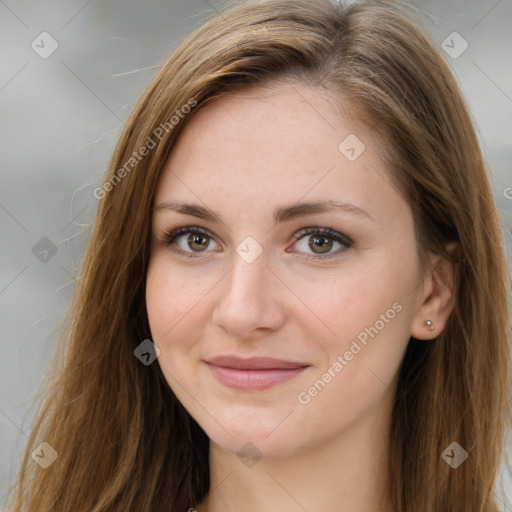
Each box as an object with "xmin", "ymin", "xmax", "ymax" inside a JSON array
[{"xmin": 292, "ymin": 226, "xmax": 353, "ymax": 245}]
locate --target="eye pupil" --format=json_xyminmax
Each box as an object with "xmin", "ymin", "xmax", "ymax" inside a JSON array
[
  {"xmin": 309, "ymin": 235, "xmax": 333, "ymax": 254},
  {"xmin": 188, "ymin": 234, "xmax": 209, "ymax": 251}
]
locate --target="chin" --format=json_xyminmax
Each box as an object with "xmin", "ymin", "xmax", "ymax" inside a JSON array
[
  {"xmin": 211, "ymin": 429, "xmax": 302, "ymax": 461},
  {"xmin": 197, "ymin": 405, "xmax": 309, "ymax": 460}
]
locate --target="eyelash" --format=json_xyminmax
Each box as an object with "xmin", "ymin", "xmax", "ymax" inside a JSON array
[{"xmin": 159, "ymin": 225, "xmax": 353, "ymax": 261}]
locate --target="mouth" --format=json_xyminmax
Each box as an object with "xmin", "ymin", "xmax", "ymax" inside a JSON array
[{"xmin": 204, "ymin": 355, "xmax": 310, "ymax": 391}]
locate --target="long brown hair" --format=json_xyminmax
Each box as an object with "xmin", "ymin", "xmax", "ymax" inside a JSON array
[{"xmin": 8, "ymin": 0, "xmax": 510, "ymax": 510}]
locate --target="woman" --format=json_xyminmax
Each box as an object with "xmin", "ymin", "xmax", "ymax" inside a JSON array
[{"xmin": 8, "ymin": 0, "xmax": 510, "ymax": 510}]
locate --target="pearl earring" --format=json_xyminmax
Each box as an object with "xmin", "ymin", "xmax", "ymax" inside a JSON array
[{"xmin": 424, "ymin": 320, "xmax": 435, "ymax": 331}]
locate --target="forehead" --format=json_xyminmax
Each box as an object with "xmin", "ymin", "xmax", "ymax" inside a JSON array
[
  {"xmin": 169, "ymin": 82, "xmax": 351, "ymax": 168},
  {"xmin": 154, "ymin": 82, "xmax": 403, "ymax": 227}
]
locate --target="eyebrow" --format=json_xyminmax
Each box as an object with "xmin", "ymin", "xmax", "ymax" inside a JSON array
[{"xmin": 152, "ymin": 199, "xmax": 373, "ymax": 223}]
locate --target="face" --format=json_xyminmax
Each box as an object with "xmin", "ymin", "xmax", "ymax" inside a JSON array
[{"xmin": 146, "ymin": 82, "xmax": 426, "ymax": 459}]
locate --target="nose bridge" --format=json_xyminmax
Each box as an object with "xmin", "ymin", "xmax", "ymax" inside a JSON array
[
  {"xmin": 226, "ymin": 248, "xmax": 270, "ymax": 306},
  {"xmin": 212, "ymin": 245, "xmax": 285, "ymax": 337}
]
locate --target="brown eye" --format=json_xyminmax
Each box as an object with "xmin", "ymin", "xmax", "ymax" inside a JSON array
[
  {"xmin": 187, "ymin": 233, "xmax": 210, "ymax": 252},
  {"xmin": 291, "ymin": 226, "xmax": 353, "ymax": 260},
  {"xmin": 308, "ymin": 234, "xmax": 333, "ymax": 254},
  {"xmin": 162, "ymin": 226, "xmax": 220, "ymax": 257}
]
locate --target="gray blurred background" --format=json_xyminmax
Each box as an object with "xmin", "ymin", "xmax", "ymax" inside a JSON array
[{"xmin": 1, "ymin": 0, "xmax": 511, "ymax": 508}]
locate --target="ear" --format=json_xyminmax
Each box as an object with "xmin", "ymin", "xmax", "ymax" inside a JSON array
[{"xmin": 410, "ymin": 242, "xmax": 459, "ymax": 340}]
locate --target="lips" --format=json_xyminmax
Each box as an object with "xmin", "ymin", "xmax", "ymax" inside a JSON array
[
  {"xmin": 205, "ymin": 355, "xmax": 310, "ymax": 390},
  {"xmin": 206, "ymin": 355, "xmax": 307, "ymax": 370}
]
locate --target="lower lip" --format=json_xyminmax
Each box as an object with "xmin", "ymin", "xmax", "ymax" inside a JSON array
[{"xmin": 206, "ymin": 363, "xmax": 309, "ymax": 390}]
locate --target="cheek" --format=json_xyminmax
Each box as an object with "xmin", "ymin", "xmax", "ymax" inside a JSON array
[
  {"xmin": 287, "ymin": 252, "xmax": 416, "ymax": 342},
  {"xmin": 145, "ymin": 256, "xmax": 216, "ymax": 391},
  {"xmin": 294, "ymin": 306, "xmax": 409, "ymax": 441},
  {"xmin": 292, "ymin": 249, "xmax": 417, "ymax": 404},
  {"xmin": 145, "ymin": 255, "xmax": 214, "ymax": 340}
]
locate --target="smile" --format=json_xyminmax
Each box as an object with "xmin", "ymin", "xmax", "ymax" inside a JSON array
[{"xmin": 205, "ymin": 356, "xmax": 310, "ymax": 391}]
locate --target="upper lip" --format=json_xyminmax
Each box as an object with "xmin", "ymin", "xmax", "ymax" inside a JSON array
[{"xmin": 205, "ymin": 355, "xmax": 309, "ymax": 370}]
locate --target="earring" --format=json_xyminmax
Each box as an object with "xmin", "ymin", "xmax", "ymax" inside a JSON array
[{"xmin": 424, "ymin": 320, "xmax": 435, "ymax": 331}]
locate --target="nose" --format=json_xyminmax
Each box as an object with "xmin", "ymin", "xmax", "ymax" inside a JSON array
[{"xmin": 212, "ymin": 250, "xmax": 287, "ymax": 341}]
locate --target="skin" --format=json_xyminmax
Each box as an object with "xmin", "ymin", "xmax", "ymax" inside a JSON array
[{"xmin": 145, "ymin": 82, "xmax": 456, "ymax": 512}]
